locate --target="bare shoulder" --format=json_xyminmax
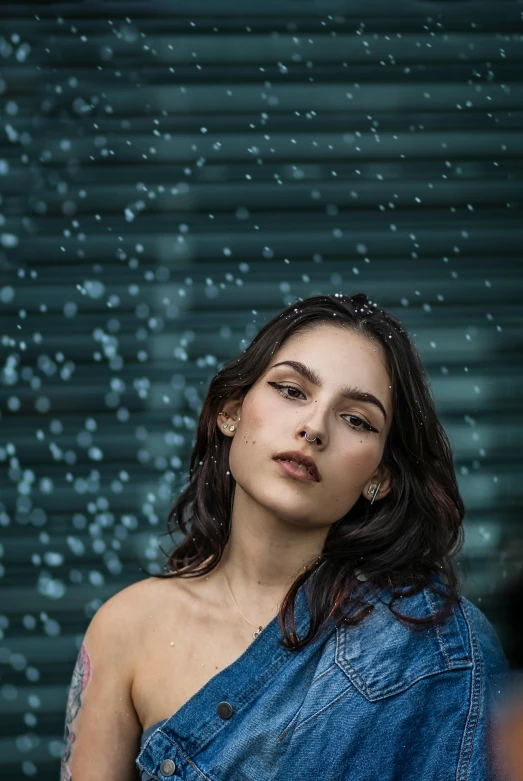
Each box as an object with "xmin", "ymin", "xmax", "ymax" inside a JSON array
[
  {"xmin": 86, "ymin": 573, "xmax": 212, "ymax": 675},
  {"xmin": 98, "ymin": 574, "xmax": 199, "ymax": 633},
  {"xmin": 90, "ymin": 576, "xmax": 181, "ymax": 641}
]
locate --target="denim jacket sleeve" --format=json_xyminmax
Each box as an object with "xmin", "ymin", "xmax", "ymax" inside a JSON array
[{"xmin": 457, "ymin": 597, "xmax": 511, "ymax": 781}]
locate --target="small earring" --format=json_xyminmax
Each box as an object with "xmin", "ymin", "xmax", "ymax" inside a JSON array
[
  {"xmin": 219, "ymin": 411, "xmax": 239, "ymax": 433},
  {"xmin": 368, "ymin": 481, "xmax": 381, "ymax": 505}
]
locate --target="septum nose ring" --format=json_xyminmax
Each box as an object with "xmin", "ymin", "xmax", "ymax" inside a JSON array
[{"xmin": 302, "ymin": 431, "xmax": 317, "ymax": 443}]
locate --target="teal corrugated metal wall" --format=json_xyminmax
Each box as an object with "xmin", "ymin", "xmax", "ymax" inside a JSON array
[{"xmin": 0, "ymin": 2, "xmax": 522, "ymax": 778}]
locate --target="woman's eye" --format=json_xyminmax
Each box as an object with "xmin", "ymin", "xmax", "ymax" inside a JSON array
[
  {"xmin": 267, "ymin": 381, "xmax": 304, "ymax": 400},
  {"xmin": 343, "ymin": 415, "xmax": 373, "ymax": 433},
  {"xmin": 267, "ymin": 382, "xmax": 376, "ymax": 434}
]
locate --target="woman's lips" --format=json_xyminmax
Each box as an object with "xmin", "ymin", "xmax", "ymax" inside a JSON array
[{"xmin": 275, "ymin": 458, "xmax": 317, "ymax": 483}]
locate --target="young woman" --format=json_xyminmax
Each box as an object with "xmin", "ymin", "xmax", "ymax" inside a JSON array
[{"xmin": 61, "ymin": 292, "xmax": 509, "ymax": 781}]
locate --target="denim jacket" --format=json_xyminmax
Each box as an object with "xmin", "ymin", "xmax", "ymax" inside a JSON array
[{"xmin": 136, "ymin": 574, "xmax": 509, "ymax": 781}]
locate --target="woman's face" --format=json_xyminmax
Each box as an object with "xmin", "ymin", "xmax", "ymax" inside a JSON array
[{"xmin": 225, "ymin": 324, "xmax": 394, "ymax": 528}]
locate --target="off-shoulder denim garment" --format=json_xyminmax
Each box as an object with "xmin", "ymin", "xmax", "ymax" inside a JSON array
[{"xmin": 136, "ymin": 573, "xmax": 508, "ymax": 781}]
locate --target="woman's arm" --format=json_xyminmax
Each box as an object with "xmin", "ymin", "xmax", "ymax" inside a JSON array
[{"xmin": 60, "ymin": 588, "xmax": 143, "ymax": 781}]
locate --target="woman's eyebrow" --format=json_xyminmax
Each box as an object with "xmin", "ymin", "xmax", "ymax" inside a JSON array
[{"xmin": 269, "ymin": 360, "xmax": 388, "ymax": 423}]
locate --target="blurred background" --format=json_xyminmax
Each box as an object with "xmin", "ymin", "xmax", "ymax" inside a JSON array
[{"xmin": 0, "ymin": 1, "xmax": 522, "ymax": 778}]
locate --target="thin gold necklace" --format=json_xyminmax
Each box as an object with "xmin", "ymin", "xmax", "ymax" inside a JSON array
[{"xmin": 222, "ymin": 570, "xmax": 264, "ymax": 639}]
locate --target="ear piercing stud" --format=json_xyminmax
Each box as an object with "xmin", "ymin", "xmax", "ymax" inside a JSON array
[
  {"xmin": 219, "ymin": 411, "xmax": 239, "ymax": 433},
  {"xmin": 367, "ymin": 481, "xmax": 381, "ymax": 504}
]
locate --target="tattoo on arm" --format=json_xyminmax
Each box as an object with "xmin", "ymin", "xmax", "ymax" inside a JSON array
[{"xmin": 60, "ymin": 642, "xmax": 91, "ymax": 780}]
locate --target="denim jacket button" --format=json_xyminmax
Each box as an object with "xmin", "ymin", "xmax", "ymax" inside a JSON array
[
  {"xmin": 216, "ymin": 700, "xmax": 234, "ymax": 719},
  {"xmin": 160, "ymin": 758, "xmax": 176, "ymax": 776}
]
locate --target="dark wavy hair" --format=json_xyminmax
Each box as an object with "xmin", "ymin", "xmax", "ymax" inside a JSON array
[{"xmin": 141, "ymin": 292, "xmax": 465, "ymax": 651}]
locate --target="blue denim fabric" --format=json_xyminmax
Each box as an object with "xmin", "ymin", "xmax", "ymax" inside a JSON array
[{"xmin": 135, "ymin": 575, "xmax": 509, "ymax": 781}]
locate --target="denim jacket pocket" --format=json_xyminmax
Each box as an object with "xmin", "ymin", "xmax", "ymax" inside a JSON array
[{"xmin": 335, "ymin": 594, "xmax": 474, "ymax": 701}]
